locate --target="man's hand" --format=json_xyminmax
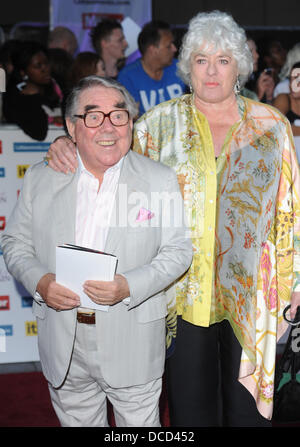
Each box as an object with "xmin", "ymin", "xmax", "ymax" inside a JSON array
[
  {"xmin": 47, "ymin": 136, "xmax": 78, "ymax": 174},
  {"xmin": 83, "ymin": 274, "xmax": 130, "ymax": 306},
  {"xmin": 36, "ymin": 273, "xmax": 80, "ymax": 311}
]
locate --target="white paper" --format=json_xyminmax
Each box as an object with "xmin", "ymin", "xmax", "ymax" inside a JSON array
[{"xmin": 56, "ymin": 245, "xmax": 117, "ymax": 311}]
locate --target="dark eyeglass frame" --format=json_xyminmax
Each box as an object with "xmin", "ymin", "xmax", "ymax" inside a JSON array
[{"xmin": 73, "ymin": 109, "xmax": 130, "ymax": 128}]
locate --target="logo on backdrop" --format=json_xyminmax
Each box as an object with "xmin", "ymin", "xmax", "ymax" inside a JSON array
[
  {"xmin": 14, "ymin": 142, "xmax": 50, "ymax": 153},
  {"xmin": 0, "ymin": 216, "xmax": 6, "ymax": 231},
  {"xmin": 21, "ymin": 296, "xmax": 33, "ymax": 308},
  {"xmin": 0, "ymin": 168, "xmax": 5, "ymax": 177},
  {"xmin": 25, "ymin": 321, "xmax": 37, "ymax": 336},
  {"xmin": 0, "ymin": 325, "xmax": 13, "ymax": 336},
  {"xmin": 0, "ymin": 328, "xmax": 6, "ymax": 352},
  {"xmin": 0, "ymin": 296, "xmax": 10, "ymax": 310},
  {"xmin": 82, "ymin": 12, "xmax": 123, "ymax": 29},
  {"xmin": 17, "ymin": 165, "xmax": 30, "ymax": 178}
]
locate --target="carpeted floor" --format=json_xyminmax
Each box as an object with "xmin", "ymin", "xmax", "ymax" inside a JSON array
[
  {"xmin": 2, "ymin": 368, "xmax": 298, "ymax": 428},
  {"xmin": 0, "ymin": 371, "xmax": 170, "ymax": 427},
  {"xmin": 0, "ymin": 371, "xmax": 60, "ymax": 427}
]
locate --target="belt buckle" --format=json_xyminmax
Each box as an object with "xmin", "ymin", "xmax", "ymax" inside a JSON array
[{"xmin": 77, "ymin": 312, "xmax": 96, "ymax": 324}]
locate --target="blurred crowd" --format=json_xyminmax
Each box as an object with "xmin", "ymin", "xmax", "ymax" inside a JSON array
[{"xmin": 0, "ymin": 18, "xmax": 299, "ymax": 152}]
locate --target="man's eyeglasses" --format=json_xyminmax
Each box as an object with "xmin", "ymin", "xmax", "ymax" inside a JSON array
[{"xmin": 74, "ymin": 110, "xmax": 130, "ymax": 128}]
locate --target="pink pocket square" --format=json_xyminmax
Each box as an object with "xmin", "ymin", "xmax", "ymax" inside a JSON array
[{"xmin": 136, "ymin": 207, "xmax": 154, "ymax": 222}]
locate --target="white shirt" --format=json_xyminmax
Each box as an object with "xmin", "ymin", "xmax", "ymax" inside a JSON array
[
  {"xmin": 76, "ymin": 152, "xmax": 123, "ymax": 251},
  {"xmin": 273, "ymin": 78, "xmax": 290, "ymax": 98},
  {"xmin": 76, "ymin": 153, "xmax": 124, "ymax": 312},
  {"xmin": 35, "ymin": 153, "xmax": 128, "ymax": 308}
]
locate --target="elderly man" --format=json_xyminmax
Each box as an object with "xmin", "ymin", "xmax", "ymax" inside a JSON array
[
  {"xmin": 1, "ymin": 76, "xmax": 192, "ymax": 427},
  {"xmin": 90, "ymin": 19, "xmax": 128, "ymax": 78}
]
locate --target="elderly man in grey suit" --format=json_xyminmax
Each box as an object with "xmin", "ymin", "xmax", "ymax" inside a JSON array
[{"xmin": 1, "ymin": 76, "xmax": 192, "ymax": 427}]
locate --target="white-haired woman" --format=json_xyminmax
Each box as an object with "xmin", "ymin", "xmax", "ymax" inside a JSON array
[{"xmin": 45, "ymin": 10, "xmax": 300, "ymax": 427}]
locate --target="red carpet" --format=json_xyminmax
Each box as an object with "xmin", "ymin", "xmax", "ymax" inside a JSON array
[
  {"xmin": 0, "ymin": 372, "xmax": 59, "ymax": 427},
  {"xmin": 0, "ymin": 371, "xmax": 170, "ymax": 427}
]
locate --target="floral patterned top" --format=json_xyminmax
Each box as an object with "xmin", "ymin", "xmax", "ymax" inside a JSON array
[{"xmin": 132, "ymin": 93, "xmax": 300, "ymax": 419}]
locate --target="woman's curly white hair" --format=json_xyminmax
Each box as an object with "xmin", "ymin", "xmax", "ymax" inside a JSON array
[{"xmin": 177, "ymin": 10, "xmax": 253, "ymax": 88}]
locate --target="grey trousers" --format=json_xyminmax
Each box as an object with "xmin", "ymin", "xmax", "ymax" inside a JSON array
[{"xmin": 48, "ymin": 321, "xmax": 162, "ymax": 427}]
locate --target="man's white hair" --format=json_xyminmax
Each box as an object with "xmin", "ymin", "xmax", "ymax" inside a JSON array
[
  {"xmin": 177, "ymin": 10, "xmax": 253, "ymax": 87},
  {"xmin": 65, "ymin": 75, "xmax": 139, "ymax": 124}
]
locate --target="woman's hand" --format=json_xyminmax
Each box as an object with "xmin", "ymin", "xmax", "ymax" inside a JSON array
[
  {"xmin": 47, "ymin": 136, "xmax": 78, "ymax": 174},
  {"xmin": 256, "ymin": 71, "xmax": 275, "ymax": 102}
]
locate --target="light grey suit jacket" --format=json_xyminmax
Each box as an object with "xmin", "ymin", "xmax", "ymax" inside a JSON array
[{"xmin": 1, "ymin": 150, "xmax": 192, "ymax": 388}]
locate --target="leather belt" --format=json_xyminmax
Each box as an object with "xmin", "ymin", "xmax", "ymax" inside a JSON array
[{"xmin": 77, "ymin": 312, "xmax": 96, "ymax": 324}]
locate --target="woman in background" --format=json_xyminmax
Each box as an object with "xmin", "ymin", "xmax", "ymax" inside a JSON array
[
  {"xmin": 3, "ymin": 41, "xmax": 63, "ymax": 140},
  {"xmin": 68, "ymin": 52, "xmax": 105, "ymax": 88}
]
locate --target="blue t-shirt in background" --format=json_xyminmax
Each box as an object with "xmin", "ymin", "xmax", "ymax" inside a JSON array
[{"xmin": 117, "ymin": 58, "xmax": 187, "ymax": 116}]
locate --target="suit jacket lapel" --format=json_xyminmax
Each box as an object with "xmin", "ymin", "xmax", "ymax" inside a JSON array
[
  {"xmin": 105, "ymin": 151, "xmax": 148, "ymax": 255},
  {"xmin": 53, "ymin": 171, "xmax": 79, "ymax": 245}
]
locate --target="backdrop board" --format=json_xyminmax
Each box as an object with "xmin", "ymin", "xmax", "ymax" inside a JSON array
[
  {"xmin": 0, "ymin": 124, "xmax": 64, "ymax": 363},
  {"xmin": 50, "ymin": 0, "xmax": 152, "ymax": 63}
]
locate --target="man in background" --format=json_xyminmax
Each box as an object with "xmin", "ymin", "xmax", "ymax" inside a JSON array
[
  {"xmin": 90, "ymin": 19, "xmax": 128, "ymax": 78},
  {"xmin": 48, "ymin": 26, "xmax": 78, "ymax": 56},
  {"xmin": 117, "ymin": 21, "xmax": 186, "ymax": 116}
]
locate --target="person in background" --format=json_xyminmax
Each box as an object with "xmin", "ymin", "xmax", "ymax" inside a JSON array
[
  {"xmin": 48, "ymin": 26, "xmax": 78, "ymax": 57},
  {"xmin": 273, "ymin": 61, "xmax": 300, "ymax": 163},
  {"xmin": 90, "ymin": 19, "xmax": 128, "ymax": 78},
  {"xmin": 273, "ymin": 42, "xmax": 300, "ymax": 99},
  {"xmin": 117, "ymin": 20, "xmax": 186, "ymax": 116},
  {"xmin": 0, "ymin": 39, "xmax": 21, "ymax": 80},
  {"xmin": 244, "ymin": 35, "xmax": 275, "ymax": 103},
  {"xmin": 1, "ymin": 76, "xmax": 192, "ymax": 427},
  {"xmin": 40, "ymin": 10, "xmax": 300, "ymax": 426},
  {"xmin": 3, "ymin": 41, "xmax": 63, "ymax": 140},
  {"xmin": 48, "ymin": 48, "xmax": 74, "ymax": 98},
  {"xmin": 261, "ymin": 39, "xmax": 287, "ymax": 86},
  {"xmin": 0, "ymin": 39, "xmax": 21, "ymax": 123},
  {"xmin": 68, "ymin": 52, "xmax": 105, "ymax": 89}
]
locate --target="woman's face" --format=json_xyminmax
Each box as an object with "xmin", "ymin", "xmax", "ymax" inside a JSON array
[
  {"xmin": 24, "ymin": 51, "xmax": 51, "ymax": 85},
  {"xmin": 190, "ymin": 46, "xmax": 238, "ymax": 106},
  {"xmin": 290, "ymin": 67, "xmax": 300, "ymax": 99}
]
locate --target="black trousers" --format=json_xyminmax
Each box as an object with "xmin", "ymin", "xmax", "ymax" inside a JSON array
[{"xmin": 165, "ymin": 317, "xmax": 272, "ymax": 427}]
